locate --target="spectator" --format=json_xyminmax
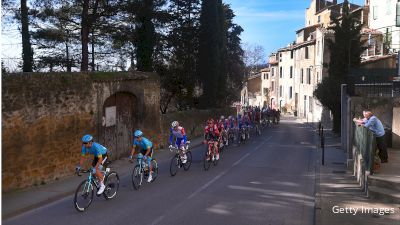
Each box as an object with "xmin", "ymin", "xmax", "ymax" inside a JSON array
[{"xmin": 355, "ymin": 111, "xmax": 388, "ymax": 163}]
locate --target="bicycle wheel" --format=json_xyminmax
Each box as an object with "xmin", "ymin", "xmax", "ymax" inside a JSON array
[
  {"xmin": 170, "ymin": 154, "xmax": 179, "ymax": 176},
  {"xmin": 103, "ymin": 172, "xmax": 119, "ymax": 200},
  {"xmin": 132, "ymin": 165, "xmax": 143, "ymax": 190},
  {"xmin": 229, "ymin": 134, "xmax": 234, "ymax": 147},
  {"xmin": 241, "ymin": 131, "xmax": 246, "ymax": 143},
  {"xmin": 150, "ymin": 159, "xmax": 158, "ymax": 182},
  {"xmin": 74, "ymin": 180, "xmax": 94, "ymax": 212},
  {"xmin": 204, "ymin": 148, "xmax": 212, "ymax": 171},
  {"xmin": 183, "ymin": 151, "xmax": 192, "ymax": 171}
]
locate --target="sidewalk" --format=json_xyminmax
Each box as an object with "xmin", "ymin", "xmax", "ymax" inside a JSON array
[
  {"xmin": 2, "ymin": 137, "xmax": 204, "ymax": 220},
  {"xmin": 315, "ymin": 130, "xmax": 400, "ymax": 225}
]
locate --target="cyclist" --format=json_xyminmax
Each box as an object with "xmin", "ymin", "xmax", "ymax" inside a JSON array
[
  {"xmin": 254, "ymin": 108, "xmax": 261, "ymax": 132},
  {"xmin": 237, "ymin": 114, "xmax": 245, "ymax": 142},
  {"xmin": 129, "ymin": 130, "xmax": 154, "ymax": 182},
  {"xmin": 76, "ymin": 134, "xmax": 108, "ymax": 195},
  {"xmin": 204, "ymin": 118, "xmax": 220, "ymax": 161},
  {"xmin": 243, "ymin": 113, "xmax": 251, "ymax": 139},
  {"xmin": 169, "ymin": 121, "xmax": 188, "ymax": 163},
  {"xmin": 218, "ymin": 116, "xmax": 228, "ymax": 147}
]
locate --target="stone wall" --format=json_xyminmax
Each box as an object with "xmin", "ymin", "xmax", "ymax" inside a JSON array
[{"xmin": 2, "ymin": 72, "xmax": 160, "ymax": 192}]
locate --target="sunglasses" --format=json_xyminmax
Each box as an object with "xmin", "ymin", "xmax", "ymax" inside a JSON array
[{"xmin": 82, "ymin": 142, "xmax": 88, "ymax": 145}]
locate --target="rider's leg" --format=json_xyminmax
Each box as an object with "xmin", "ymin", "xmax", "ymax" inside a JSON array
[
  {"xmin": 147, "ymin": 154, "xmax": 153, "ymax": 182},
  {"xmin": 93, "ymin": 155, "xmax": 106, "ymax": 194},
  {"xmin": 214, "ymin": 140, "xmax": 219, "ymax": 160},
  {"xmin": 93, "ymin": 155, "xmax": 105, "ymax": 182}
]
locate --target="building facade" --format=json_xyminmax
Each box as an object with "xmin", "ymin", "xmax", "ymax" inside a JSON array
[
  {"xmin": 241, "ymin": 0, "xmax": 394, "ymax": 122},
  {"xmin": 368, "ymin": 0, "xmax": 400, "ymax": 53}
]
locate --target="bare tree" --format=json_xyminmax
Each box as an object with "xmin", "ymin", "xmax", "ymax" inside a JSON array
[{"xmin": 243, "ymin": 43, "xmax": 266, "ymax": 76}]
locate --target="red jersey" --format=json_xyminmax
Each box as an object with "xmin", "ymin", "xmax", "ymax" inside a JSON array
[
  {"xmin": 204, "ymin": 124, "xmax": 220, "ymax": 140},
  {"xmin": 217, "ymin": 121, "xmax": 225, "ymax": 132}
]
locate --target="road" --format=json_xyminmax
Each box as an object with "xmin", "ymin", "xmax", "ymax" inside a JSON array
[{"xmin": 4, "ymin": 118, "xmax": 317, "ymax": 225}]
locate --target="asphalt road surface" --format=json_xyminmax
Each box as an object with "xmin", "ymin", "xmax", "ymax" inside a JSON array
[{"xmin": 4, "ymin": 118, "xmax": 317, "ymax": 225}]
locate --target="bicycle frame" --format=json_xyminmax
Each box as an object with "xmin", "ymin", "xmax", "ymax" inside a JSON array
[
  {"xmin": 136, "ymin": 157, "xmax": 147, "ymax": 173},
  {"xmin": 78, "ymin": 170, "xmax": 102, "ymax": 195}
]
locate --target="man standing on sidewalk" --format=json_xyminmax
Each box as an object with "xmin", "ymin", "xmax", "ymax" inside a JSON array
[{"xmin": 355, "ymin": 111, "xmax": 388, "ymax": 163}]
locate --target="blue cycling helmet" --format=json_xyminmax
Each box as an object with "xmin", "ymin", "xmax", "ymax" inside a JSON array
[
  {"xmin": 134, "ymin": 130, "xmax": 143, "ymax": 137},
  {"xmin": 82, "ymin": 134, "xmax": 93, "ymax": 143}
]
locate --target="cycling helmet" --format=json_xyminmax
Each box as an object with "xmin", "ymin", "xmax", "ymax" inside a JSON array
[
  {"xmin": 171, "ymin": 121, "xmax": 179, "ymax": 128},
  {"xmin": 220, "ymin": 115, "xmax": 225, "ymax": 120},
  {"xmin": 134, "ymin": 130, "xmax": 143, "ymax": 137},
  {"xmin": 228, "ymin": 115, "xmax": 233, "ymax": 120},
  {"xmin": 207, "ymin": 118, "xmax": 214, "ymax": 124},
  {"xmin": 82, "ymin": 134, "xmax": 93, "ymax": 143}
]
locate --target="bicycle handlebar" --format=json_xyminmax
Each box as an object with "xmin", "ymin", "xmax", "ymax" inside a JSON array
[
  {"xmin": 76, "ymin": 169, "xmax": 91, "ymax": 176},
  {"xmin": 169, "ymin": 141, "xmax": 190, "ymax": 152}
]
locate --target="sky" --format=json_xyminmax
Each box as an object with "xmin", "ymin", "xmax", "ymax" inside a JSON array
[
  {"xmin": 224, "ymin": 0, "xmax": 366, "ymax": 63},
  {"xmin": 1, "ymin": 0, "xmax": 366, "ymax": 71}
]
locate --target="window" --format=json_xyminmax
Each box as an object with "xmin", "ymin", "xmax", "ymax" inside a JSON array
[
  {"xmin": 307, "ymin": 68, "xmax": 311, "ymax": 84},
  {"xmin": 289, "ymin": 86, "xmax": 293, "ymax": 99},
  {"xmin": 280, "ymin": 67, "xmax": 283, "ymax": 78},
  {"xmin": 263, "ymin": 88, "xmax": 268, "ymax": 96},
  {"xmin": 271, "ymin": 81, "xmax": 275, "ymax": 92},
  {"xmin": 318, "ymin": 15, "xmax": 321, "ymax": 23},
  {"xmin": 279, "ymin": 53, "xmax": 282, "ymax": 62},
  {"xmin": 301, "ymin": 69, "xmax": 304, "ymax": 83},
  {"xmin": 290, "ymin": 51, "xmax": 294, "ymax": 59},
  {"xmin": 290, "ymin": 66, "xmax": 293, "ymax": 78},
  {"xmin": 373, "ymin": 6, "xmax": 378, "ymax": 20},
  {"xmin": 309, "ymin": 96, "xmax": 313, "ymax": 113},
  {"xmin": 263, "ymin": 73, "xmax": 266, "ymax": 79},
  {"xmin": 272, "ymin": 68, "xmax": 275, "ymax": 76},
  {"xmin": 279, "ymin": 85, "xmax": 283, "ymax": 97},
  {"xmin": 305, "ymin": 47, "xmax": 309, "ymax": 59}
]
